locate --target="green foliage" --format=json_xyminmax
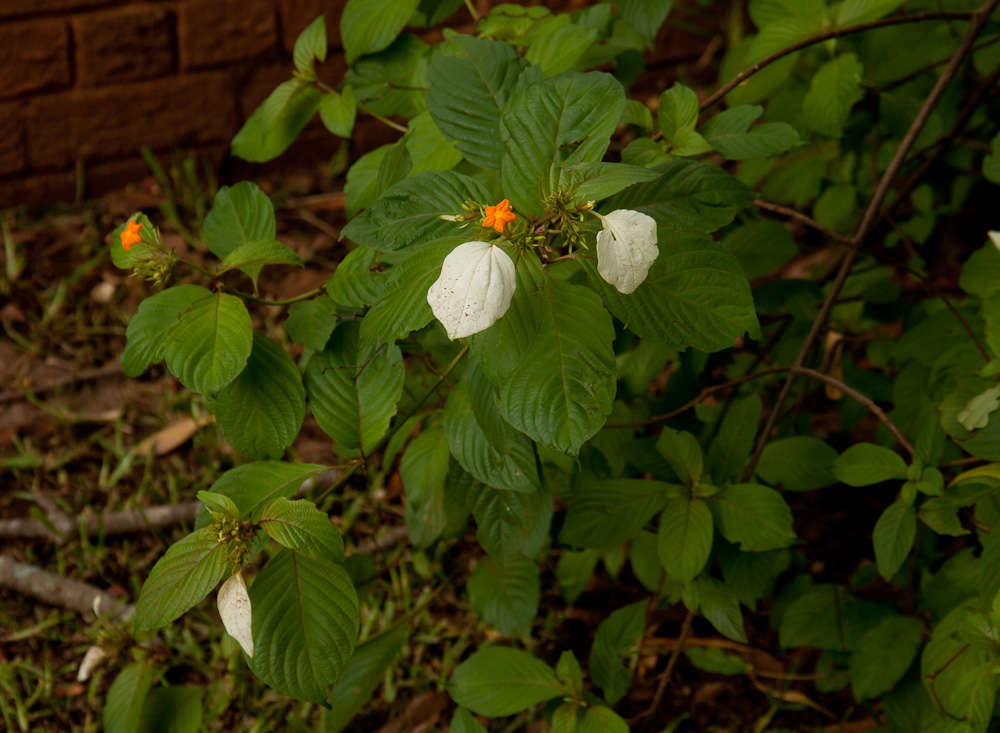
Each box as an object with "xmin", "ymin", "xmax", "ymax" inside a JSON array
[{"xmin": 109, "ymin": 0, "xmax": 1000, "ymax": 726}]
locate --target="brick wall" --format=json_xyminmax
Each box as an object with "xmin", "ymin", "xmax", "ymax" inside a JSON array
[
  {"xmin": 0, "ymin": 0, "xmax": 711, "ymax": 209},
  {"xmin": 0, "ymin": 0, "xmax": 349, "ymax": 207}
]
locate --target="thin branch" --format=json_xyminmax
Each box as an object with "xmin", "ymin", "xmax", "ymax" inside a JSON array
[
  {"xmin": 754, "ymin": 199, "xmax": 852, "ymax": 244},
  {"xmin": 610, "ymin": 364, "xmax": 914, "ymax": 457},
  {"xmin": 744, "ymin": 0, "xmax": 999, "ymax": 479},
  {"xmin": 642, "ymin": 610, "xmax": 694, "ymax": 720},
  {"xmin": 0, "ymin": 363, "xmax": 122, "ymax": 404},
  {"xmin": 876, "ymin": 33, "xmax": 1000, "ymax": 92},
  {"xmin": 0, "ymin": 502, "xmax": 201, "ymax": 542},
  {"xmin": 0, "ymin": 555, "xmax": 134, "ymax": 621},
  {"xmin": 226, "ymin": 286, "xmax": 322, "ymax": 306},
  {"xmin": 700, "ymin": 12, "xmax": 975, "ymax": 111}
]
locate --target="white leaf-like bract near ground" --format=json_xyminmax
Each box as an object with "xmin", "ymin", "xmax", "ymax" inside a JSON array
[
  {"xmin": 596, "ymin": 209, "xmax": 659, "ymax": 294},
  {"xmin": 77, "ymin": 645, "xmax": 108, "ymax": 682},
  {"xmin": 217, "ymin": 572, "xmax": 254, "ymax": 657},
  {"xmin": 427, "ymin": 241, "xmax": 517, "ymax": 339}
]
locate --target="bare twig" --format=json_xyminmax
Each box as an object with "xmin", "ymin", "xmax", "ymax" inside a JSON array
[
  {"xmin": 700, "ymin": 11, "xmax": 975, "ymax": 111},
  {"xmin": 642, "ymin": 610, "xmax": 694, "ymax": 720},
  {"xmin": 744, "ymin": 0, "xmax": 999, "ymax": 479},
  {"xmin": 0, "ymin": 502, "xmax": 201, "ymax": 542},
  {"xmin": 0, "ymin": 555, "xmax": 134, "ymax": 620},
  {"xmin": 754, "ymin": 199, "xmax": 853, "ymax": 245},
  {"xmin": 0, "ymin": 363, "xmax": 122, "ymax": 404}
]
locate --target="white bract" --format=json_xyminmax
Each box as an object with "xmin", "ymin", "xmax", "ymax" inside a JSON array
[
  {"xmin": 596, "ymin": 209, "xmax": 659, "ymax": 294},
  {"xmin": 989, "ymin": 230, "xmax": 1000, "ymax": 250},
  {"xmin": 217, "ymin": 572, "xmax": 254, "ymax": 657},
  {"xmin": 427, "ymin": 241, "xmax": 516, "ymax": 339}
]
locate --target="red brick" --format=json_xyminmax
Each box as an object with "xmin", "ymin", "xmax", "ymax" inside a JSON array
[
  {"xmin": 0, "ymin": 169, "xmax": 75, "ymax": 208},
  {"xmin": 0, "ymin": 1, "xmax": 117, "ymax": 20},
  {"xmin": 0, "ymin": 19, "xmax": 70, "ymax": 99},
  {"xmin": 72, "ymin": 5, "xmax": 176, "ymax": 87},
  {"xmin": 178, "ymin": 0, "xmax": 277, "ymax": 69},
  {"xmin": 278, "ymin": 0, "xmax": 345, "ymax": 51},
  {"xmin": 27, "ymin": 72, "xmax": 238, "ymax": 169},
  {"xmin": 237, "ymin": 54, "xmax": 345, "ymax": 120},
  {"xmin": 83, "ymin": 143, "xmax": 228, "ymax": 198},
  {"xmin": 0, "ymin": 104, "xmax": 26, "ymax": 175}
]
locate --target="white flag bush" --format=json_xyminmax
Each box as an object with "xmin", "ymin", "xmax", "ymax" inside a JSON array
[
  {"xmin": 427, "ymin": 241, "xmax": 517, "ymax": 339},
  {"xmin": 595, "ymin": 209, "xmax": 659, "ymax": 294}
]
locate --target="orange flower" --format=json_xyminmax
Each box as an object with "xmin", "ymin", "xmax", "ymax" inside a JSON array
[
  {"xmin": 482, "ymin": 199, "xmax": 516, "ymax": 234},
  {"xmin": 120, "ymin": 220, "xmax": 143, "ymax": 251}
]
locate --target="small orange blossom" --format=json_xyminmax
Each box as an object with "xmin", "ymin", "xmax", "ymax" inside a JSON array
[
  {"xmin": 482, "ymin": 199, "xmax": 515, "ymax": 234},
  {"xmin": 121, "ymin": 220, "xmax": 143, "ymax": 251}
]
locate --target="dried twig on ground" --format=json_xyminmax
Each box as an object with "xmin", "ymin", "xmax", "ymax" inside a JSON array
[
  {"xmin": 0, "ymin": 555, "xmax": 134, "ymax": 621},
  {"xmin": 0, "ymin": 502, "xmax": 200, "ymax": 542}
]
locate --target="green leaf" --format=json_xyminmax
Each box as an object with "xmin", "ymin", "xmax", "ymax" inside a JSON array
[
  {"xmin": 110, "ymin": 213, "xmax": 158, "ymax": 269},
  {"xmin": 206, "ymin": 332, "xmax": 305, "ymax": 459},
  {"xmin": 556, "ymin": 650, "xmax": 584, "ymax": 696},
  {"xmin": 162, "ymin": 291, "xmax": 253, "ymax": 394},
  {"xmin": 259, "ymin": 497, "xmax": 344, "ymax": 562},
  {"xmin": 656, "ymin": 427, "xmax": 703, "ymax": 486},
  {"xmin": 873, "ymin": 499, "xmax": 916, "ymax": 581},
  {"xmin": 449, "ymin": 707, "xmax": 487, "ymax": 733},
  {"xmin": 324, "ymin": 624, "xmax": 409, "ymax": 732},
  {"xmin": 710, "ymin": 483, "xmax": 797, "ymax": 552},
  {"xmin": 556, "ymin": 549, "xmax": 599, "ymax": 604},
  {"xmin": 501, "ymin": 71, "xmax": 626, "ymax": 216},
  {"xmin": 589, "ymin": 600, "xmax": 645, "ymax": 705},
  {"xmin": 444, "ymin": 382, "xmax": 539, "ymax": 492},
  {"xmin": 920, "ymin": 602, "xmax": 1000, "ymax": 730},
  {"xmin": 802, "ymin": 53, "xmax": 864, "ymax": 138},
  {"xmin": 293, "ymin": 15, "xmax": 326, "ymax": 78},
  {"xmin": 620, "ymin": 0, "xmax": 673, "ymax": 47},
  {"xmin": 561, "ymin": 476, "xmax": 671, "ymax": 549},
  {"xmin": 669, "ymin": 128, "xmax": 712, "ymax": 157},
  {"xmin": 319, "ymin": 86, "xmax": 357, "ymax": 137},
  {"xmin": 359, "ymin": 238, "xmax": 462, "ymax": 346},
  {"xmin": 833, "ymin": 443, "xmax": 909, "ymax": 486},
  {"xmin": 658, "ymin": 496, "xmax": 714, "ymax": 582},
  {"xmin": 837, "ymin": 0, "xmax": 905, "ymax": 26},
  {"xmin": 304, "ymin": 320, "xmax": 405, "ymax": 455},
  {"xmin": 554, "ymin": 161, "xmax": 661, "ymax": 206},
  {"xmin": 957, "ymin": 385, "xmax": 1000, "ymax": 431},
  {"xmin": 919, "ymin": 497, "xmax": 969, "ymax": 537},
  {"xmin": 697, "ymin": 576, "xmax": 748, "ymax": 642},
  {"xmin": 133, "ymin": 527, "xmax": 231, "ymax": 631},
  {"xmin": 848, "ymin": 614, "xmax": 924, "ymax": 700},
  {"xmin": 231, "ymin": 80, "xmax": 322, "ymax": 163},
  {"xmin": 405, "ymin": 111, "xmax": 462, "ymax": 173},
  {"xmin": 468, "ymin": 256, "xmax": 546, "ymax": 386},
  {"xmin": 342, "ymin": 171, "xmax": 489, "ymax": 252},
  {"xmin": 984, "ymin": 133, "xmax": 1000, "ymax": 184},
  {"xmin": 341, "ymin": 0, "xmax": 420, "ymax": 62},
  {"xmin": 250, "ymin": 550, "xmax": 359, "ymax": 704},
  {"xmin": 346, "ymin": 34, "xmax": 428, "ymax": 118},
  {"xmin": 324, "ymin": 246, "xmax": 387, "ymax": 308},
  {"xmin": 686, "ymin": 647, "xmax": 748, "ymax": 675},
  {"xmin": 629, "ymin": 530, "xmax": 664, "ymax": 592},
  {"xmin": 427, "ymin": 34, "xmax": 525, "ymax": 169},
  {"xmin": 104, "ymin": 663, "xmax": 155, "ymax": 733},
  {"xmin": 587, "ymin": 234, "xmax": 759, "ymax": 352},
  {"xmin": 524, "ymin": 20, "xmax": 598, "ymax": 76},
  {"xmin": 468, "ymin": 554, "xmax": 540, "ymax": 636},
  {"xmin": 121, "ymin": 285, "xmax": 207, "ymax": 377},
  {"xmin": 578, "ymin": 707, "xmax": 630, "ymax": 733},
  {"xmin": 196, "ymin": 490, "xmax": 238, "ymax": 519},
  {"xmin": 721, "ymin": 220, "xmax": 798, "ymax": 280},
  {"xmin": 285, "ymin": 294, "xmax": 339, "ymax": 353},
  {"xmin": 706, "ymin": 395, "xmax": 761, "ymax": 483},
  {"xmin": 345, "ymin": 146, "xmax": 391, "ymax": 217},
  {"xmin": 137, "ymin": 687, "xmax": 203, "ymax": 733},
  {"xmin": 401, "ymin": 421, "xmax": 459, "ymax": 547},
  {"xmin": 757, "ymin": 436, "xmax": 839, "ymax": 491},
  {"xmin": 658, "ymin": 83, "xmax": 699, "ymax": 141},
  {"xmin": 196, "ymin": 462, "xmax": 326, "ymax": 524},
  {"xmin": 217, "ymin": 239, "xmax": 301, "ymax": 286},
  {"xmin": 469, "ymin": 483, "xmax": 553, "ymax": 561},
  {"xmin": 449, "ymin": 646, "xmax": 565, "ymax": 716},
  {"xmin": 778, "ymin": 584, "xmax": 848, "ymax": 649},
  {"xmin": 203, "ymin": 182, "xmax": 275, "ymax": 260},
  {"xmin": 497, "ymin": 276, "xmax": 616, "ymax": 454},
  {"xmin": 604, "ymin": 159, "xmax": 754, "ymax": 233},
  {"xmin": 700, "ymin": 105, "xmax": 800, "ymax": 159}
]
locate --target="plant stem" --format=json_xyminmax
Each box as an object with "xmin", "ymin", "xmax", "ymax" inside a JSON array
[
  {"xmin": 642, "ymin": 610, "xmax": 694, "ymax": 720},
  {"xmin": 225, "ymin": 286, "xmax": 323, "ymax": 306},
  {"xmin": 743, "ymin": 0, "xmax": 999, "ymax": 479},
  {"xmin": 753, "ymin": 199, "xmax": 852, "ymax": 245},
  {"xmin": 701, "ymin": 11, "xmax": 976, "ymax": 112}
]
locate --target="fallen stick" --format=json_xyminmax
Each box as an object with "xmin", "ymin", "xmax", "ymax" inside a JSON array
[
  {"xmin": 0, "ymin": 555, "xmax": 133, "ymax": 621},
  {"xmin": 0, "ymin": 502, "xmax": 201, "ymax": 542}
]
